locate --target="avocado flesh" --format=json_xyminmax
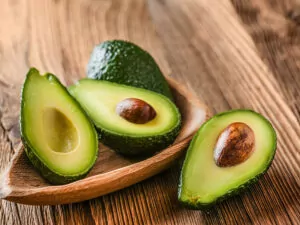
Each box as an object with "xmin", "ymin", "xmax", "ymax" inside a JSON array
[
  {"xmin": 179, "ymin": 110, "xmax": 276, "ymax": 209},
  {"xmin": 87, "ymin": 40, "xmax": 173, "ymax": 100},
  {"xmin": 21, "ymin": 68, "xmax": 98, "ymax": 184},
  {"xmin": 69, "ymin": 79, "xmax": 181, "ymax": 155}
]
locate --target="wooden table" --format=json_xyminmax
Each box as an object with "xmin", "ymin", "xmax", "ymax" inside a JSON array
[{"xmin": 0, "ymin": 0, "xmax": 299, "ymax": 224}]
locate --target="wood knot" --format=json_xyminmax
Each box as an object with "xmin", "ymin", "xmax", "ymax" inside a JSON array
[{"xmin": 287, "ymin": 7, "xmax": 300, "ymax": 24}]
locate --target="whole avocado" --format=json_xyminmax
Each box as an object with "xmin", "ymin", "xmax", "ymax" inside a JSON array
[{"xmin": 87, "ymin": 40, "xmax": 173, "ymax": 100}]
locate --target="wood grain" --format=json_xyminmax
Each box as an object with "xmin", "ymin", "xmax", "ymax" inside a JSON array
[
  {"xmin": 0, "ymin": 0, "xmax": 299, "ymax": 224},
  {"xmin": 231, "ymin": 0, "xmax": 300, "ymax": 123},
  {"xmin": 148, "ymin": 0, "xmax": 300, "ymax": 224}
]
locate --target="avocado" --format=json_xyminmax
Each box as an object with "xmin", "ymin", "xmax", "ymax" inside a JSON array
[
  {"xmin": 20, "ymin": 68, "xmax": 98, "ymax": 184},
  {"xmin": 87, "ymin": 40, "xmax": 173, "ymax": 100},
  {"xmin": 68, "ymin": 79, "xmax": 181, "ymax": 155},
  {"xmin": 178, "ymin": 110, "xmax": 276, "ymax": 209}
]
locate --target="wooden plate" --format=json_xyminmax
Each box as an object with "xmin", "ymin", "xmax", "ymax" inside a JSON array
[{"xmin": 0, "ymin": 77, "xmax": 211, "ymax": 205}]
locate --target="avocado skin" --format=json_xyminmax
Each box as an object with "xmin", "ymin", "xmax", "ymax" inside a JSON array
[
  {"xmin": 179, "ymin": 168, "xmax": 272, "ymax": 210},
  {"xmin": 97, "ymin": 119, "xmax": 181, "ymax": 156},
  {"xmin": 20, "ymin": 68, "xmax": 98, "ymax": 185},
  {"xmin": 22, "ymin": 137, "xmax": 89, "ymax": 185},
  {"xmin": 178, "ymin": 109, "xmax": 277, "ymax": 210},
  {"xmin": 87, "ymin": 40, "xmax": 173, "ymax": 100}
]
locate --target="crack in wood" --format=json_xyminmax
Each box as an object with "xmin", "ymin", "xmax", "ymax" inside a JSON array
[{"xmin": 0, "ymin": 116, "xmax": 15, "ymax": 153}]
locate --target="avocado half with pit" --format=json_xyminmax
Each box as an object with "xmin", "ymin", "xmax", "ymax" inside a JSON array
[
  {"xmin": 178, "ymin": 110, "xmax": 277, "ymax": 209},
  {"xmin": 20, "ymin": 68, "xmax": 98, "ymax": 185},
  {"xmin": 68, "ymin": 79, "xmax": 181, "ymax": 155}
]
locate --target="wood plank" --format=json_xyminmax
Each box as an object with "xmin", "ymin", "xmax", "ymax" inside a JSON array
[
  {"xmin": 0, "ymin": 0, "xmax": 56, "ymax": 224},
  {"xmin": 0, "ymin": 0, "xmax": 205, "ymax": 224},
  {"xmin": 0, "ymin": 0, "xmax": 299, "ymax": 224},
  {"xmin": 231, "ymin": 0, "xmax": 300, "ymax": 122},
  {"xmin": 148, "ymin": 0, "xmax": 300, "ymax": 224}
]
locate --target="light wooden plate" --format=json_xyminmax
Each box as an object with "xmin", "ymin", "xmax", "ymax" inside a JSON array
[{"xmin": 0, "ymin": 77, "xmax": 211, "ymax": 205}]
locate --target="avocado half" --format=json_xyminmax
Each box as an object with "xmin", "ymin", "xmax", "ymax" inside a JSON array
[
  {"xmin": 87, "ymin": 40, "xmax": 174, "ymax": 100},
  {"xmin": 68, "ymin": 79, "xmax": 181, "ymax": 155},
  {"xmin": 20, "ymin": 68, "xmax": 98, "ymax": 184},
  {"xmin": 178, "ymin": 110, "xmax": 277, "ymax": 209}
]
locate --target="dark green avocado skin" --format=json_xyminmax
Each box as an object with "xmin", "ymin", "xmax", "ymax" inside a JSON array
[
  {"xmin": 178, "ymin": 109, "xmax": 277, "ymax": 210},
  {"xmin": 22, "ymin": 137, "xmax": 88, "ymax": 185},
  {"xmin": 178, "ymin": 166, "xmax": 274, "ymax": 210},
  {"xmin": 20, "ymin": 68, "xmax": 98, "ymax": 185},
  {"xmin": 87, "ymin": 40, "xmax": 173, "ymax": 100},
  {"xmin": 98, "ymin": 119, "xmax": 181, "ymax": 156}
]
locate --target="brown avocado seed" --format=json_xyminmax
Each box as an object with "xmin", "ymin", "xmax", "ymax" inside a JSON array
[
  {"xmin": 214, "ymin": 122, "xmax": 255, "ymax": 167},
  {"xmin": 116, "ymin": 98, "xmax": 157, "ymax": 124}
]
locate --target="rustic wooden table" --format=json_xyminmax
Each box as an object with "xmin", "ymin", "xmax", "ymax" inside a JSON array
[{"xmin": 0, "ymin": 0, "xmax": 299, "ymax": 224}]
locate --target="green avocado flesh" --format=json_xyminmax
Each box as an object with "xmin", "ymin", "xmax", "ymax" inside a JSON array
[
  {"xmin": 68, "ymin": 79, "xmax": 181, "ymax": 155},
  {"xmin": 87, "ymin": 40, "xmax": 173, "ymax": 100},
  {"xmin": 20, "ymin": 68, "xmax": 98, "ymax": 184},
  {"xmin": 178, "ymin": 110, "xmax": 276, "ymax": 209}
]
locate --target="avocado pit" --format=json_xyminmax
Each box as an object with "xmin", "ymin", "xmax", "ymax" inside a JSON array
[
  {"xmin": 116, "ymin": 98, "xmax": 156, "ymax": 124},
  {"xmin": 214, "ymin": 122, "xmax": 255, "ymax": 167}
]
